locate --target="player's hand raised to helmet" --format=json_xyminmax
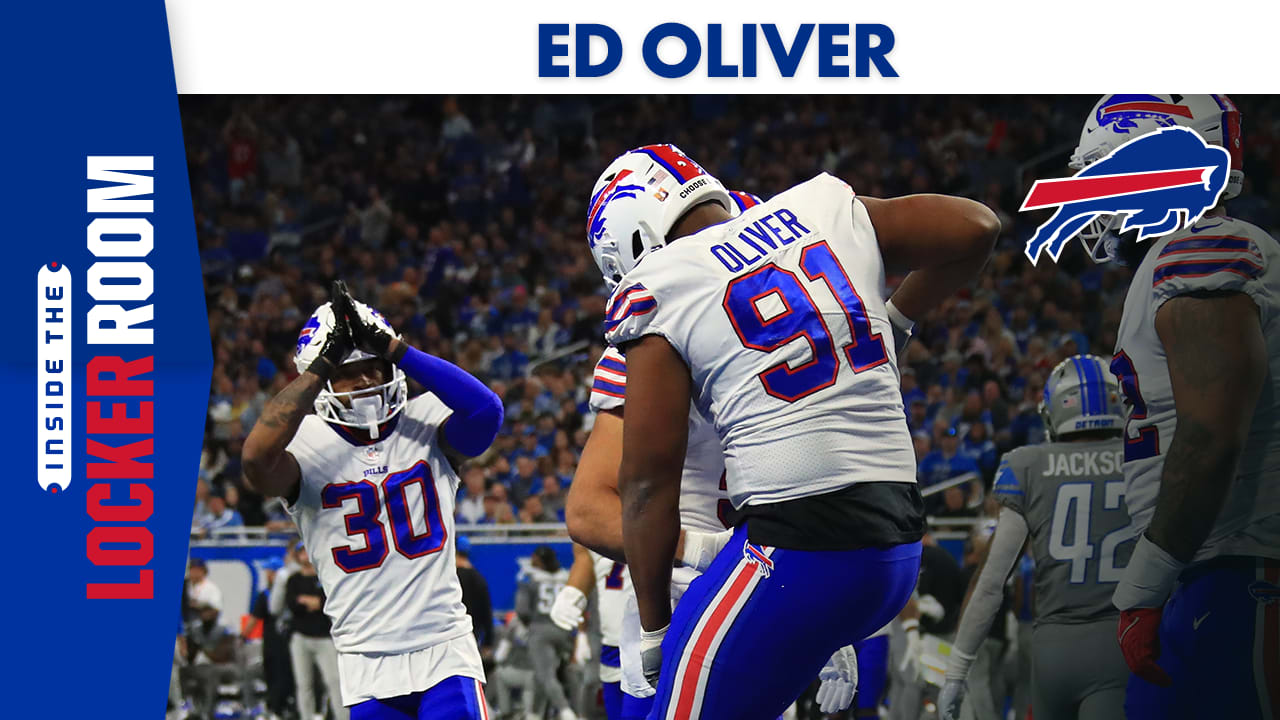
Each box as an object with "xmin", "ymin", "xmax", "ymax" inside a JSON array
[
  {"xmin": 307, "ymin": 299, "xmax": 354, "ymax": 378},
  {"xmin": 331, "ymin": 280, "xmax": 398, "ymax": 360}
]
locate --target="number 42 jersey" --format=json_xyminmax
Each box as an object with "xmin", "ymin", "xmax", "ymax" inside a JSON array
[
  {"xmin": 1112, "ymin": 214, "xmax": 1280, "ymax": 563},
  {"xmin": 993, "ymin": 440, "xmax": 1136, "ymax": 625},
  {"xmin": 284, "ymin": 394, "xmax": 474, "ymax": 655},
  {"xmin": 604, "ymin": 173, "xmax": 915, "ymax": 509}
]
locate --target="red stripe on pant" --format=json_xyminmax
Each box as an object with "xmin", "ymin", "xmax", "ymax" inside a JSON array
[{"xmin": 673, "ymin": 561, "xmax": 756, "ymax": 719}]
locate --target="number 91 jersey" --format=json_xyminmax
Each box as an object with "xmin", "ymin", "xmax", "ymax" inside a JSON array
[
  {"xmin": 1112, "ymin": 215, "xmax": 1280, "ymax": 563},
  {"xmin": 604, "ymin": 173, "xmax": 915, "ymax": 509},
  {"xmin": 284, "ymin": 394, "xmax": 473, "ymax": 654}
]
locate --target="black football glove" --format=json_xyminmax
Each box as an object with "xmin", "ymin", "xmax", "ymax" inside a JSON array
[
  {"xmin": 306, "ymin": 286, "xmax": 354, "ymax": 378},
  {"xmin": 332, "ymin": 280, "xmax": 401, "ymax": 361}
]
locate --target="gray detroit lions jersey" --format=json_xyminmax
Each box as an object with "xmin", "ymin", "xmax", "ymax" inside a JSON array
[{"xmin": 993, "ymin": 439, "xmax": 1137, "ymax": 625}]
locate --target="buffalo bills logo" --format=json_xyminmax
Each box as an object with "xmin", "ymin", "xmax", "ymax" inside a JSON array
[
  {"xmin": 1248, "ymin": 580, "xmax": 1280, "ymax": 604},
  {"xmin": 743, "ymin": 542, "xmax": 775, "ymax": 578},
  {"xmin": 296, "ymin": 315, "xmax": 321, "ymax": 355},
  {"xmin": 587, "ymin": 169, "xmax": 647, "ymax": 247},
  {"xmin": 1021, "ymin": 127, "xmax": 1230, "ymax": 263},
  {"xmin": 1095, "ymin": 94, "xmax": 1191, "ymax": 134}
]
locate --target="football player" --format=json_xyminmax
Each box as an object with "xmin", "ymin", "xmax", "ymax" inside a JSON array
[
  {"xmin": 549, "ymin": 542, "xmax": 631, "ymax": 720},
  {"xmin": 515, "ymin": 546, "xmax": 577, "ymax": 720},
  {"xmin": 563, "ymin": 184, "xmax": 861, "ymax": 719},
  {"xmin": 939, "ymin": 355, "xmax": 1133, "ymax": 720},
  {"xmin": 241, "ymin": 282, "xmax": 503, "ymax": 720},
  {"xmin": 1069, "ymin": 95, "xmax": 1280, "ymax": 720},
  {"xmin": 593, "ymin": 144, "xmax": 999, "ymax": 718}
]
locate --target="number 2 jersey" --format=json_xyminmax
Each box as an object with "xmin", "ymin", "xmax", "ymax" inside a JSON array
[
  {"xmin": 1113, "ymin": 214, "xmax": 1280, "ymax": 563},
  {"xmin": 603, "ymin": 173, "xmax": 916, "ymax": 509},
  {"xmin": 284, "ymin": 394, "xmax": 474, "ymax": 654},
  {"xmin": 993, "ymin": 439, "xmax": 1136, "ymax": 625}
]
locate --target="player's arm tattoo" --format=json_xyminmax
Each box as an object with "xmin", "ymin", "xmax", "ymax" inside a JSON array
[
  {"xmin": 242, "ymin": 371, "xmax": 325, "ymax": 498},
  {"xmin": 1149, "ymin": 292, "xmax": 1266, "ymax": 562}
]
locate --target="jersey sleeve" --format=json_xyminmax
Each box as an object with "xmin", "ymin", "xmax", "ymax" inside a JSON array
[
  {"xmin": 991, "ymin": 451, "xmax": 1026, "ymax": 515},
  {"xmin": 589, "ymin": 346, "xmax": 627, "ymax": 412},
  {"xmin": 406, "ymin": 393, "xmax": 454, "ymax": 434},
  {"xmin": 1150, "ymin": 228, "xmax": 1269, "ymax": 314},
  {"xmin": 603, "ymin": 279, "xmax": 666, "ymax": 349}
]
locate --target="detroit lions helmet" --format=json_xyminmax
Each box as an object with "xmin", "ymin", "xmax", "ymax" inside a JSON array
[
  {"xmin": 587, "ymin": 144, "xmax": 733, "ymax": 289},
  {"xmin": 294, "ymin": 300, "xmax": 407, "ymax": 439},
  {"xmin": 1070, "ymin": 95, "xmax": 1243, "ymax": 263},
  {"xmin": 1039, "ymin": 354, "xmax": 1124, "ymax": 441}
]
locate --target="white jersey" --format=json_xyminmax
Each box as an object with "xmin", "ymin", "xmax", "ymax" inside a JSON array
[
  {"xmin": 1113, "ymin": 214, "xmax": 1280, "ymax": 562},
  {"xmin": 591, "ymin": 550, "xmax": 629, "ymax": 683},
  {"xmin": 285, "ymin": 394, "xmax": 475, "ymax": 655},
  {"xmin": 590, "ymin": 346, "xmax": 729, "ymax": 532},
  {"xmin": 604, "ymin": 173, "xmax": 915, "ymax": 508},
  {"xmin": 591, "ymin": 550, "xmax": 630, "ymax": 648}
]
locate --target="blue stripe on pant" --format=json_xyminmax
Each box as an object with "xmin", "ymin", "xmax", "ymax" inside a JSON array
[
  {"xmin": 1125, "ymin": 558, "xmax": 1280, "ymax": 720},
  {"xmin": 646, "ymin": 525, "xmax": 921, "ymax": 720},
  {"xmin": 349, "ymin": 675, "xmax": 486, "ymax": 720}
]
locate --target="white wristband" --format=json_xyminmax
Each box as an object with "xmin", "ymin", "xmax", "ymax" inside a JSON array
[
  {"xmin": 944, "ymin": 647, "xmax": 976, "ymax": 682},
  {"xmin": 885, "ymin": 299, "xmax": 916, "ymax": 333},
  {"xmin": 639, "ymin": 624, "xmax": 668, "ymax": 650},
  {"xmin": 1112, "ymin": 533, "xmax": 1186, "ymax": 611}
]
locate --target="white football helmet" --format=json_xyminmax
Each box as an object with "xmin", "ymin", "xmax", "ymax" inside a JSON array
[
  {"xmin": 587, "ymin": 144, "xmax": 733, "ymax": 289},
  {"xmin": 1039, "ymin": 354, "xmax": 1124, "ymax": 441},
  {"xmin": 1070, "ymin": 94, "xmax": 1243, "ymax": 262},
  {"xmin": 293, "ymin": 300, "xmax": 407, "ymax": 439}
]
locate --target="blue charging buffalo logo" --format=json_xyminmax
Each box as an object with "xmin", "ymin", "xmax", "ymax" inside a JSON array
[
  {"xmin": 296, "ymin": 315, "xmax": 321, "ymax": 355},
  {"xmin": 1095, "ymin": 94, "xmax": 1191, "ymax": 135},
  {"xmin": 1248, "ymin": 580, "xmax": 1280, "ymax": 605},
  {"xmin": 587, "ymin": 168, "xmax": 647, "ymax": 248},
  {"xmin": 743, "ymin": 542, "xmax": 775, "ymax": 578},
  {"xmin": 1021, "ymin": 127, "xmax": 1230, "ymax": 263}
]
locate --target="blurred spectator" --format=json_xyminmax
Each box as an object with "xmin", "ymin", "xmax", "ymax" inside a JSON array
[
  {"xmin": 285, "ymin": 544, "xmax": 346, "ymax": 720},
  {"xmin": 509, "ymin": 456, "xmax": 540, "ymax": 508},
  {"xmin": 960, "ymin": 421, "xmax": 1000, "ymax": 484},
  {"xmin": 248, "ymin": 555, "xmax": 293, "ymax": 719},
  {"xmin": 185, "ymin": 559, "xmax": 222, "ymax": 621},
  {"xmin": 919, "ymin": 426, "xmax": 982, "ymax": 517},
  {"xmin": 182, "ymin": 561, "xmax": 250, "ymax": 715},
  {"xmin": 538, "ymin": 474, "xmax": 568, "ymax": 522},
  {"xmin": 457, "ymin": 466, "xmax": 489, "ymax": 525},
  {"xmin": 194, "ymin": 491, "xmax": 244, "ymax": 535},
  {"xmin": 516, "ymin": 547, "xmax": 577, "ymax": 720},
  {"xmin": 518, "ymin": 495, "xmax": 556, "ymax": 524},
  {"xmin": 455, "ymin": 535, "xmax": 495, "ymax": 666}
]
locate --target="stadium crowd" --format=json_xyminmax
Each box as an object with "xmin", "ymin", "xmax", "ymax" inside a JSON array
[{"xmin": 179, "ymin": 95, "xmax": 1280, "ymax": 718}]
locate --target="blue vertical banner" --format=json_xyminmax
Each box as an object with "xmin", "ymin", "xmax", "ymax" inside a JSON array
[{"xmin": 3, "ymin": 2, "xmax": 208, "ymax": 717}]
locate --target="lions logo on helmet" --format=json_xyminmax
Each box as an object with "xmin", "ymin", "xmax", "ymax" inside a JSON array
[
  {"xmin": 1039, "ymin": 354, "xmax": 1124, "ymax": 441},
  {"xmin": 1069, "ymin": 94, "xmax": 1243, "ymax": 263},
  {"xmin": 294, "ymin": 300, "xmax": 408, "ymax": 439},
  {"xmin": 586, "ymin": 144, "xmax": 733, "ymax": 289}
]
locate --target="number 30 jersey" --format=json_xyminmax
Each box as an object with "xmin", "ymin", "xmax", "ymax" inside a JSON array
[
  {"xmin": 1112, "ymin": 215, "xmax": 1280, "ymax": 563},
  {"xmin": 993, "ymin": 439, "xmax": 1135, "ymax": 625},
  {"xmin": 604, "ymin": 173, "xmax": 915, "ymax": 509},
  {"xmin": 285, "ymin": 394, "xmax": 473, "ymax": 654}
]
